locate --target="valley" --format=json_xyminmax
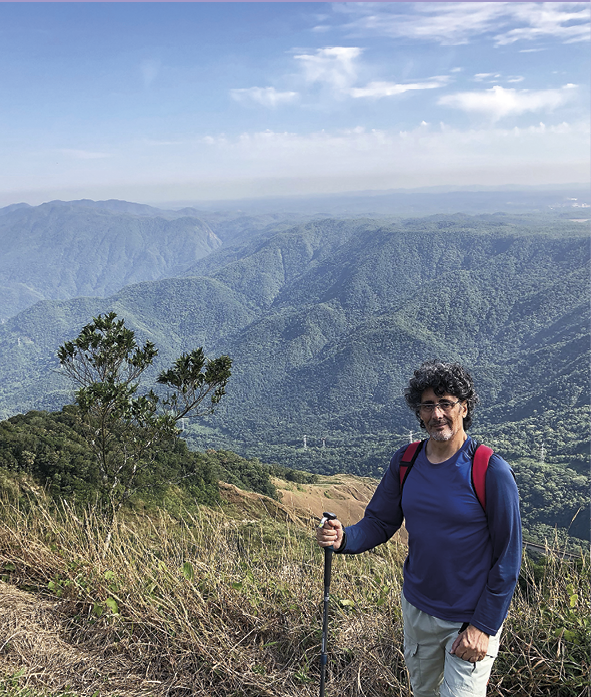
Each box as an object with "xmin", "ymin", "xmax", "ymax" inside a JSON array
[{"xmin": 0, "ymin": 196, "xmax": 588, "ymax": 548}]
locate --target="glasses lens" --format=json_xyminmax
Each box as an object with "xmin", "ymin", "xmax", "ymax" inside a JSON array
[{"xmin": 420, "ymin": 401, "xmax": 456, "ymax": 413}]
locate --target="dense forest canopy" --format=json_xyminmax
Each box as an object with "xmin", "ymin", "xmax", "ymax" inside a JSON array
[{"xmin": 0, "ymin": 208, "xmax": 588, "ymax": 547}]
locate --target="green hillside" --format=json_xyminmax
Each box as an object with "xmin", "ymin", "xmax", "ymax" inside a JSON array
[
  {"xmin": 0, "ymin": 212, "xmax": 588, "ymax": 546},
  {"xmin": 0, "ymin": 200, "xmax": 222, "ymax": 320}
]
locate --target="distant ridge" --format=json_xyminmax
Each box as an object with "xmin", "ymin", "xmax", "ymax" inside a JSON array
[
  {"xmin": 0, "ymin": 210, "xmax": 588, "ymax": 546},
  {"xmin": 155, "ymin": 185, "xmax": 591, "ymax": 217},
  {"xmin": 0, "ymin": 202, "xmax": 31, "ymax": 217},
  {"xmin": 0, "ymin": 200, "xmax": 222, "ymax": 320}
]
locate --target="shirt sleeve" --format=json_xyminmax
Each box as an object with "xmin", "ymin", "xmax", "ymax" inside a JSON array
[
  {"xmin": 337, "ymin": 449, "xmax": 405, "ymax": 555},
  {"xmin": 469, "ymin": 454, "xmax": 522, "ymax": 635}
]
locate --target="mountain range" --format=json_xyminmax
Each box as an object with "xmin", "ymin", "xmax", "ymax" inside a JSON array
[
  {"xmin": 0, "ymin": 200, "xmax": 222, "ymax": 320},
  {"xmin": 0, "ymin": 196, "xmax": 588, "ymax": 545}
]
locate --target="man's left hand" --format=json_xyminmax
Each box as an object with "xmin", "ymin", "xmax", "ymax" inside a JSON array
[{"xmin": 450, "ymin": 625, "xmax": 489, "ymax": 662}]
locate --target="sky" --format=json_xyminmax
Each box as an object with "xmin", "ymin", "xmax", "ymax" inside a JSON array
[{"xmin": 0, "ymin": 1, "xmax": 589, "ymax": 207}]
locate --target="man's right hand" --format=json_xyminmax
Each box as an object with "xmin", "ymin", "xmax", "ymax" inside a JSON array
[{"xmin": 316, "ymin": 517, "xmax": 344, "ymax": 550}]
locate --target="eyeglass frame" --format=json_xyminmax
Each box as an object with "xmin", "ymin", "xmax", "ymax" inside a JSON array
[{"xmin": 418, "ymin": 399, "xmax": 461, "ymax": 414}]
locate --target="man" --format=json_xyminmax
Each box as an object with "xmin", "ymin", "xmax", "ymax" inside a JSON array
[{"xmin": 316, "ymin": 360, "xmax": 521, "ymax": 697}]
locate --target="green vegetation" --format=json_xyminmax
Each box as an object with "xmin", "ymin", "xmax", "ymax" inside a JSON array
[
  {"xmin": 0, "ymin": 409, "xmax": 317, "ymax": 513},
  {"xmin": 0, "ymin": 409, "xmax": 220, "ymax": 508},
  {"xmin": 0, "ymin": 213, "xmax": 588, "ymax": 549},
  {"xmin": 0, "ymin": 493, "xmax": 588, "ymax": 696},
  {"xmin": 0, "ymin": 200, "xmax": 221, "ymax": 321},
  {"xmin": 56, "ymin": 312, "xmax": 231, "ymax": 517},
  {"xmin": 2, "ymin": 201, "xmax": 587, "ymax": 693},
  {"xmin": 0, "ymin": 673, "xmax": 85, "ymax": 697}
]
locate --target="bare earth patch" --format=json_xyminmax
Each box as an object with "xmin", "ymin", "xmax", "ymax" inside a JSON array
[
  {"xmin": 270, "ymin": 473, "xmax": 408, "ymax": 544},
  {"xmin": 0, "ymin": 583, "xmax": 159, "ymax": 696}
]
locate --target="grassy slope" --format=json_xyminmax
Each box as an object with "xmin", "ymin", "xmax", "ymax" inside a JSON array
[{"xmin": 0, "ymin": 477, "xmax": 588, "ymax": 697}]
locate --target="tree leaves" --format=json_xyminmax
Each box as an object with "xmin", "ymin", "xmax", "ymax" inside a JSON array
[{"xmin": 56, "ymin": 313, "xmax": 232, "ymax": 516}]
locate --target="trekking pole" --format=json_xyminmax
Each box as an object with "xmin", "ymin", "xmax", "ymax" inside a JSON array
[{"xmin": 319, "ymin": 511, "xmax": 337, "ymax": 697}]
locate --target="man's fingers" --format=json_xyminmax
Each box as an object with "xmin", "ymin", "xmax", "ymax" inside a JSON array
[
  {"xmin": 315, "ymin": 517, "xmax": 343, "ymax": 550},
  {"xmin": 450, "ymin": 629, "xmax": 487, "ymax": 662}
]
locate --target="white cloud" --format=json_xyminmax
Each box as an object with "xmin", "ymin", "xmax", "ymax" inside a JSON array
[
  {"xmin": 7, "ymin": 120, "xmax": 589, "ymax": 203},
  {"xmin": 349, "ymin": 77, "xmax": 448, "ymax": 99},
  {"xmin": 231, "ymin": 48, "xmax": 449, "ymax": 106},
  {"xmin": 473, "ymin": 73, "xmax": 501, "ymax": 82},
  {"xmin": 473, "ymin": 73, "xmax": 525, "ymax": 84},
  {"xmin": 143, "ymin": 139, "xmax": 188, "ymax": 147},
  {"xmin": 185, "ymin": 120, "xmax": 589, "ymax": 172},
  {"xmin": 178, "ymin": 120, "xmax": 590, "ymax": 192},
  {"xmin": 294, "ymin": 47, "xmax": 361, "ymax": 91},
  {"xmin": 230, "ymin": 86, "xmax": 298, "ymax": 108},
  {"xmin": 334, "ymin": 3, "xmax": 507, "ymax": 45},
  {"xmin": 289, "ymin": 47, "xmax": 449, "ymax": 101},
  {"xmin": 496, "ymin": 3, "xmax": 591, "ymax": 45},
  {"xmin": 439, "ymin": 84, "xmax": 578, "ymax": 121},
  {"xmin": 334, "ymin": 2, "xmax": 590, "ymax": 47}
]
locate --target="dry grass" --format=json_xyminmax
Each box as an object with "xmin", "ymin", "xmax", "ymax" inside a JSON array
[
  {"xmin": 492, "ymin": 549, "xmax": 590, "ymax": 697},
  {"xmin": 0, "ymin": 492, "xmax": 588, "ymax": 697}
]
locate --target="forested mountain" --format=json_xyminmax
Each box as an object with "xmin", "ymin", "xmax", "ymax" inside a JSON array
[
  {"xmin": 0, "ymin": 210, "xmax": 588, "ymax": 546},
  {"xmin": 3, "ymin": 188, "xmax": 588, "ymax": 322},
  {"xmin": 0, "ymin": 199, "xmax": 222, "ymax": 320}
]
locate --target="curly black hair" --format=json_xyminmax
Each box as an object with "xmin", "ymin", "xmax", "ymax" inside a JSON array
[{"xmin": 404, "ymin": 360, "xmax": 479, "ymax": 431}]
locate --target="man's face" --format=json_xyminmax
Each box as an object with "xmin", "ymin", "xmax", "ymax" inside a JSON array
[{"xmin": 419, "ymin": 388, "xmax": 468, "ymax": 442}]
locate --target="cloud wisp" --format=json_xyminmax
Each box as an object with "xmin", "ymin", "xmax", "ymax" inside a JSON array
[
  {"xmin": 439, "ymin": 84, "xmax": 578, "ymax": 121},
  {"xmin": 141, "ymin": 59, "xmax": 161, "ymax": 88},
  {"xmin": 230, "ymin": 86, "xmax": 299, "ymax": 108},
  {"xmin": 334, "ymin": 2, "xmax": 590, "ymax": 47},
  {"xmin": 8, "ymin": 119, "xmax": 589, "ymax": 205},
  {"xmin": 294, "ymin": 46, "xmax": 361, "ymax": 92},
  {"xmin": 233, "ymin": 47, "xmax": 450, "ymax": 106},
  {"xmin": 173, "ymin": 120, "xmax": 590, "ymax": 188},
  {"xmin": 58, "ymin": 149, "xmax": 112, "ymax": 160},
  {"xmin": 496, "ymin": 2, "xmax": 591, "ymax": 45},
  {"xmin": 349, "ymin": 77, "xmax": 449, "ymax": 99}
]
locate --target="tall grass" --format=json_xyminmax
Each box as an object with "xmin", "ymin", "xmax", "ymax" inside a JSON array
[{"xmin": 0, "ymin": 495, "xmax": 588, "ymax": 697}]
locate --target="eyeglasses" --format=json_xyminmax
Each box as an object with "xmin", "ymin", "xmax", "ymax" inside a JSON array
[{"xmin": 418, "ymin": 400, "xmax": 460, "ymax": 413}]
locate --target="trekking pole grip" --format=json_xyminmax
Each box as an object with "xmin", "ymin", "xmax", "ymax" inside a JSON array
[
  {"xmin": 324, "ymin": 545, "xmax": 333, "ymax": 588},
  {"xmin": 321, "ymin": 511, "xmax": 337, "ymax": 578}
]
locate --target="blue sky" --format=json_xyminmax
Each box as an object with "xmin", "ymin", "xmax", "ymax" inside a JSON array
[{"xmin": 0, "ymin": 2, "xmax": 589, "ymax": 206}]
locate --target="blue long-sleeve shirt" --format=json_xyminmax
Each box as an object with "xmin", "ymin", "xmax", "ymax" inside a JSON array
[{"xmin": 337, "ymin": 437, "xmax": 522, "ymax": 635}]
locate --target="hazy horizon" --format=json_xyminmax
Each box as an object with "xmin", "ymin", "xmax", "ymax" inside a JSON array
[
  {"xmin": 1, "ymin": 2, "xmax": 589, "ymax": 208},
  {"xmin": 2, "ymin": 181, "xmax": 590, "ymax": 214}
]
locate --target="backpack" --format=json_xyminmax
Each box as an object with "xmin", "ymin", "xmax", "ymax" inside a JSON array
[{"xmin": 399, "ymin": 440, "xmax": 493, "ymax": 511}]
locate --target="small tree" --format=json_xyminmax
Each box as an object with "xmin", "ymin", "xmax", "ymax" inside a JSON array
[{"xmin": 58, "ymin": 312, "xmax": 232, "ymax": 519}]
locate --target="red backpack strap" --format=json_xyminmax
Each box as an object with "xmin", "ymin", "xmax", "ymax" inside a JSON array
[
  {"xmin": 472, "ymin": 444, "xmax": 493, "ymax": 511},
  {"xmin": 399, "ymin": 440, "xmax": 424, "ymax": 490}
]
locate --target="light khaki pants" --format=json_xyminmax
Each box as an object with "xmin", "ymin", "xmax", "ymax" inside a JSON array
[{"xmin": 401, "ymin": 594, "xmax": 501, "ymax": 697}]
